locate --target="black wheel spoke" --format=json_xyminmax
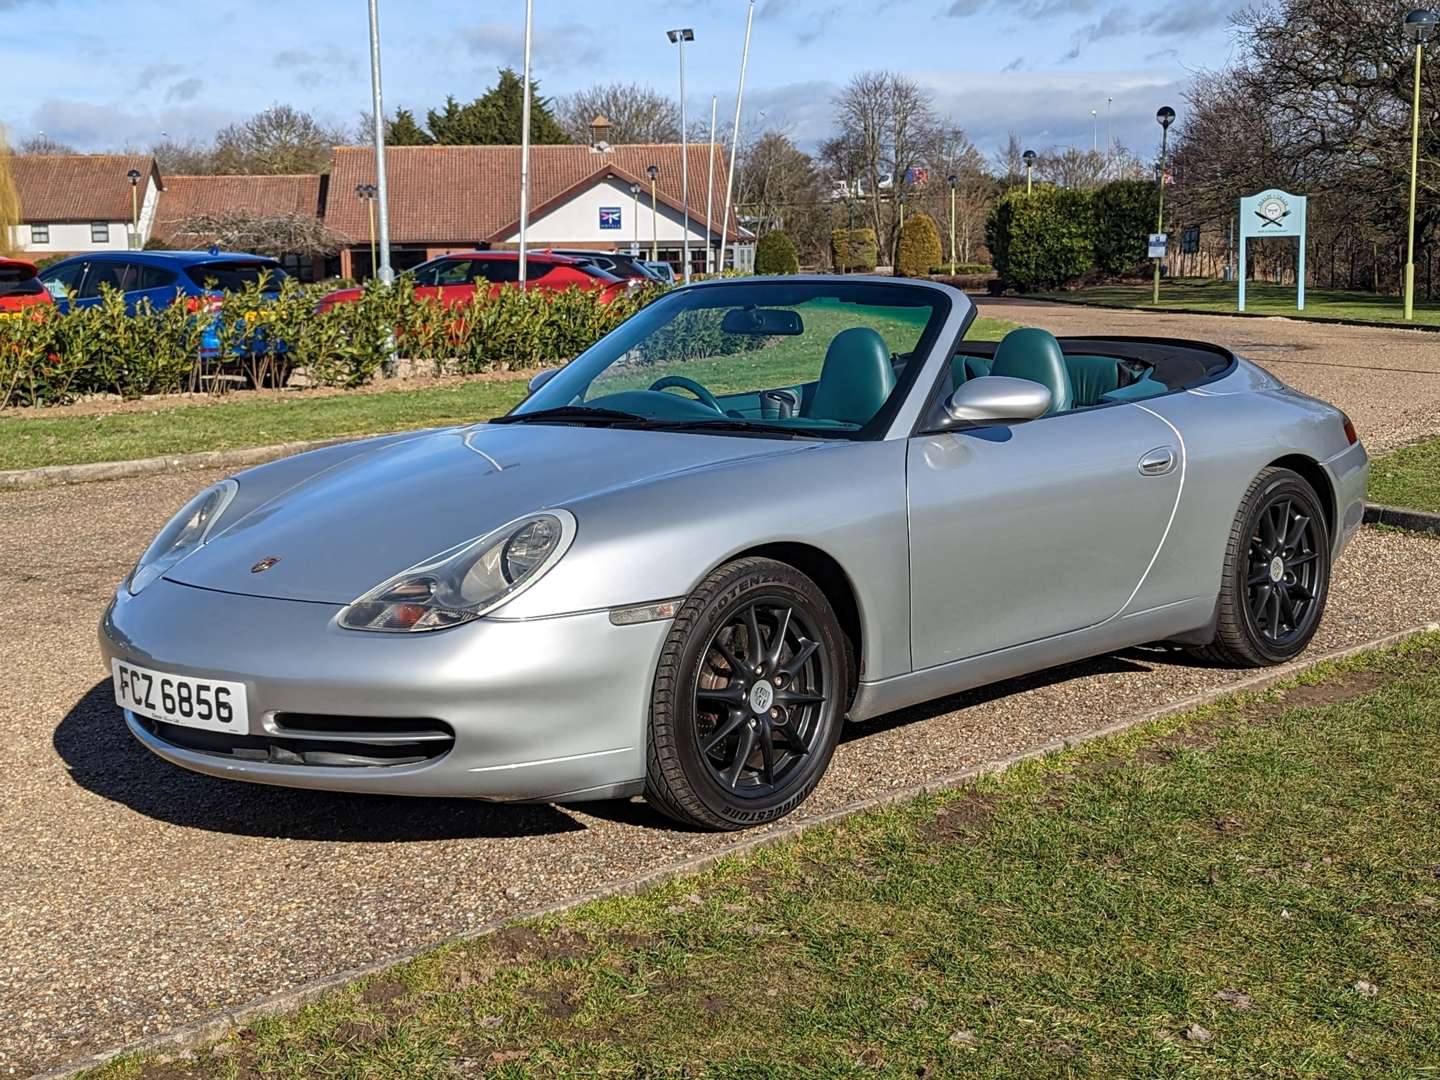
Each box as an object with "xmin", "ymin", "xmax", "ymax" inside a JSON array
[
  {"xmin": 780, "ymin": 639, "xmax": 819, "ymax": 680},
  {"xmin": 1289, "ymin": 552, "xmax": 1319, "ymax": 567},
  {"xmin": 702, "ymin": 711, "xmax": 748, "ymax": 755},
  {"xmin": 766, "ymin": 607, "xmax": 792, "ymax": 670},
  {"xmin": 723, "ymin": 725, "xmax": 757, "ymax": 788},
  {"xmin": 1247, "ymin": 567, "xmax": 1272, "ymax": 586},
  {"xmin": 776, "ymin": 688, "xmax": 825, "ymax": 707},
  {"xmin": 744, "ymin": 605, "xmax": 764, "ymax": 669},
  {"xmin": 757, "ymin": 724, "xmax": 776, "ymax": 785},
  {"xmin": 711, "ymin": 637, "xmax": 745, "ymax": 681},
  {"xmin": 697, "ymin": 684, "xmax": 745, "ymax": 705}
]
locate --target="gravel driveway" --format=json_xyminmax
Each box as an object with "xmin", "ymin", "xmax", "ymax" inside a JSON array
[
  {"xmin": 982, "ymin": 298, "xmax": 1440, "ymax": 453},
  {"xmin": 4, "ymin": 303, "xmax": 1440, "ymax": 1075}
]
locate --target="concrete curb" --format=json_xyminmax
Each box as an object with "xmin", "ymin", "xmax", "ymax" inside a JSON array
[
  {"xmin": 29, "ymin": 619, "xmax": 1440, "ymax": 1080},
  {"xmin": 0, "ymin": 435, "xmax": 372, "ymax": 491},
  {"xmin": 1007, "ymin": 293, "xmax": 1440, "ymax": 334},
  {"xmin": 1363, "ymin": 501, "xmax": 1440, "ymax": 537}
]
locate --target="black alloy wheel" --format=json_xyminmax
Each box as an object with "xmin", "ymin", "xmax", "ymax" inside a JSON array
[
  {"xmin": 645, "ymin": 558, "xmax": 848, "ymax": 830},
  {"xmin": 1192, "ymin": 466, "xmax": 1331, "ymax": 667}
]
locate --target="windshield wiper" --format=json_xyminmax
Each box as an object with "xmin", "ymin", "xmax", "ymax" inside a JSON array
[
  {"xmin": 488, "ymin": 406, "xmax": 649, "ymax": 426},
  {"xmin": 640, "ymin": 419, "xmax": 851, "ymax": 440}
]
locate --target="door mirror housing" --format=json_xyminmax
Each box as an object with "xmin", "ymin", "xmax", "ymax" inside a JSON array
[
  {"xmin": 942, "ymin": 375, "xmax": 1052, "ymax": 426},
  {"xmin": 527, "ymin": 367, "xmax": 559, "ymax": 394}
]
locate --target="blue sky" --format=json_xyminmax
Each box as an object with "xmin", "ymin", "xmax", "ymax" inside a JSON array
[{"xmin": 0, "ymin": 0, "xmax": 1244, "ymax": 162}]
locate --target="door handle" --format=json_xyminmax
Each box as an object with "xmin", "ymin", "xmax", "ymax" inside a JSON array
[{"xmin": 1138, "ymin": 446, "xmax": 1177, "ymax": 476}]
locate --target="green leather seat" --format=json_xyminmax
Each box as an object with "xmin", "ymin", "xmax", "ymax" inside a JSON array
[
  {"xmin": 989, "ymin": 328, "xmax": 1073, "ymax": 415},
  {"xmin": 808, "ymin": 327, "xmax": 896, "ymax": 426},
  {"xmin": 949, "ymin": 354, "xmax": 992, "ymax": 389},
  {"xmin": 1064, "ymin": 354, "xmax": 1121, "ymax": 407}
]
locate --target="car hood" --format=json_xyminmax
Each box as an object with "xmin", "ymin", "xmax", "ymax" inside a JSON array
[{"xmin": 165, "ymin": 423, "xmax": 805, "ymax": 604}]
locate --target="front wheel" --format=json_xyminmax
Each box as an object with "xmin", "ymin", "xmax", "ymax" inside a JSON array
[
  {"xmin": 645, "ymin": 557, "xmax": 849, "ymax": 830},
  {"xmin": 1192, "ymin": 467, "xmax": 1331, "ymax": 667}
]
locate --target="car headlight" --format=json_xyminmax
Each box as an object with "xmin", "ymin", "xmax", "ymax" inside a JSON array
[
  {"xmin": 339, "ymin": 510, "xmax": 576, "ymax": 632},
  {"xmin": 128, "ymin": 479, "xmax": 239, "ymax": 595}
]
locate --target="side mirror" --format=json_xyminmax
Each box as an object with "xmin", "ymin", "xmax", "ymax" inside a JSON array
[
  {"xmin": 527, "ymin": 368, "xmax": 559, "ymax": 393},
  {"xmin": 943, "ymin": 375, "xmax": 1051, "ymax": 426}
]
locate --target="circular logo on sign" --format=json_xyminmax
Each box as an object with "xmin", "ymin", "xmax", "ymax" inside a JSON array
[{"xmin": 1259, "ymin": 196, "xmax": 1288, "ymax": 223}]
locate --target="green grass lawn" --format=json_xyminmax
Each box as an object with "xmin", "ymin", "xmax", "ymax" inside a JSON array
[
  {"xmin": 94, "ymin": 633, "xmax": 1440, "ymax": 1079},
  {"xmin": 0, "ymin": 317, "xmax": 1016, "ymax": 472},
  {"xmin": 1368, "ymin": 436, "xmax": 1440, "ymax": 513},
  {"xmin": 1032, "ymin": 278, "xmax": 1440, "ymax": 327}
]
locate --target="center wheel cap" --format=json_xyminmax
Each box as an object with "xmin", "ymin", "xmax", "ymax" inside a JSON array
[
  {"xmin": 748, "ymin": 680, "xmax": 775, "ymax": 714},
  {"xmin": 1269, "ymin": 555, "xmax": 1285, "ymax": 583}
]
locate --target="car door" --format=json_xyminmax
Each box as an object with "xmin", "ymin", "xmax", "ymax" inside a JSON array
[
  {"xmin": 75, "ymin": 260, "xmax": 140, "ymax": 312},
  {"xmin": 39, "ymin": 260, "xmax": 88, "ymax": 313},
  {"xmin": 906, "ymin": 403, "xmax": 1184, "ymax": 669}
]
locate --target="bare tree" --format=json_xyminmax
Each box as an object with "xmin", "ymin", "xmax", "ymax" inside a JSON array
[
  {"xmin": 173, "ymin": 210, "xmax": 345, "ymax": 258},
  {"xmin": 18, "ymin": 133, "xmax": 74, "ymax": 155},
  {"xmin": 993, "ymin": 132, "xmax": 1027, "ymax": 189},
  {"xmin": 555, "ymin": 83, "xmax": 681, "ymax": 144},
  {"xmin": 738, "ymin": 131, "xmax": 828, "ymax": 265},
  {"xmin": 150, "ymin": 136, "xmax": 219, "ymax": 175},
  {"xmin": 1034, "ymin": 147, "xmax": 1108, "ymax": 190},
  {"xmin": 210, "ymin": 104, "xmax": 345, "ymax": 175}
]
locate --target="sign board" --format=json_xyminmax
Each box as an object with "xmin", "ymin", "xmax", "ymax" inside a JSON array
[
  {"xmin": 629, "ymin": 242, "xmax": 640, "ymax": 257},
  {"xmin": 1181, "ymin": 226, "xmax": 1200, "ymax": 255},
  {"xmin": 1147, "ymin": 233, "xmax": 1168, "ymax": 259},
  {"xmin": 599, "ymin": 206, "xmax": 622, "ymax": 230},
  {"xmin": 1238, "ymin": 189, "xmax": 1307, "ymax": 311}
]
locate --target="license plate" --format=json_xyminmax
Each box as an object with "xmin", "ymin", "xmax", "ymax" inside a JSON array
[{"xmin": 112, "ymin": 659, "xmax": 248, "ymax": 734}]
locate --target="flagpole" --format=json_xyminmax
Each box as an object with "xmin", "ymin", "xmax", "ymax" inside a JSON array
[
  {"xmin": 704, "ymin": 95, "xmax": 717, "ymax": 274},
  {"xmin": 719, "ymin": 0, "xmax": 754, "ymax": 273},
  {"xmin": 517, "ymin": 0, "xmax": 534, "ymax": 289}
]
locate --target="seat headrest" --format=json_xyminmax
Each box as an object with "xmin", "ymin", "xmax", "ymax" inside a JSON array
[
  {"xmin": 808, "ymin": 327, "xmax": 896, "ymax": 427},
  {"xmin": 989, "ymin": 327, "xmax": 1073, "ymax": 415}
]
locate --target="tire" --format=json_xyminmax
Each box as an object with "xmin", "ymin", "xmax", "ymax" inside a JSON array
[
  {"xmin": 645, "ymin": 557, "xmax": 848, "ymax": 830},
  {"xmin": 1191, "ymin": 466, "xmax": 1331, "ymax": 667}
]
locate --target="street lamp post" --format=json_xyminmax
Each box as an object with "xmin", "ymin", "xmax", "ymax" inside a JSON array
[
  {"xmin": 1403, "ymin": 9, "xmax": 1437, "ymax": 321},
  {"xmin": 365, "ymin": 0, "xmax": 393, "ymax": 285},
  {"xmin": 1091, "ymin": 109, "xmax": 1097, "ymax": 153},
  {"xmin": 666, "ymin": 28, "xmax": 695, "ymax": 284},
  {"xmin": 1153, "ymin": 105, "xmax": 1176, "ymax": 305},
  {"xmin": 1022, "ymin": 149, "xmax": 1036, "ymax": 194},
  {"xmin": 126, "ymin": 168, "xmax": 141, "ymax": 249},
  {"xmin": 356, "ymin": 184, "xmax": 378, "ymax": 278},
  {"xmin": 630, "ymin": 181, "xmax": 642, "ymax": 257},
  {"xmin": 947, "ymin": 174, "xmax": 958, "ymax": 276},
  {"xmin": 647, "ymin": 164, "xmax": 660, "ymax": 262}
]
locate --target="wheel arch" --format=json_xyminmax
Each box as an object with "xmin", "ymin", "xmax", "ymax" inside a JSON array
[
  {"xmin": 1267, "ymin": 453, "xmax": 1335, "ymax": 537},
  {"xmin": 725, "ymin": 541, "xmax": 863, "ymax": 701}
]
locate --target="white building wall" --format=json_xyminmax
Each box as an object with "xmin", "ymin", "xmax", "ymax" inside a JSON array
[
  {"xmin": 10, "ymin": 176, "xmax": 161, "ymax": 254},
  {"xmin": 497, "ymin": 177, "xmax": 716, "ymax": 249}
]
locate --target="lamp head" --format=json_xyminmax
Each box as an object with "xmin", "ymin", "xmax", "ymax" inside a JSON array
[
  {"xmin": 1156, "ymin": 106, "xmax": 1176, "ymax": 129},
  {"xmin": 647, "ymin": 164, "xmax": 659, "ymax": 181},
  {"xmin": 127, "ymin": 168, "xmax": 142, "ymax": 185},
  {"xmin": 1022, "ymin": 149, "xmax": 1037, "ymax": 166},
  {"xmin": 630, "ymin": 181, "xmax": 641, "ymax": 195},
  {"xmin": 947, "ymin": 173, "xmax": 958, "ymax": 188},
  {"xmin": 1405, "ymin": 8, "xmax": 1438, "ymax": 42},
  {"xmin": 666, "ymin": 27, "xmax": 695, "ymax": 42}
]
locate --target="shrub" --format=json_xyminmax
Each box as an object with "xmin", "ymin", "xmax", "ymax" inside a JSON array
[
  {"xmin": 830, "ymin": 228, "xmax": 878, "ymax": 273},
  {"xmin": 755, "ymin": 230, "xmax": 799, "ymax": 275},
  {"xmin": 987, "ymin": 186, "xmax": 1094, "ymax": 291},
  {"xmin": 895, "ymin": 212, "xmax": 943, "ymax": 278},
  {"xmin": 1091, "ymin": 180, "xmax": 1159, "ymax": 276}
]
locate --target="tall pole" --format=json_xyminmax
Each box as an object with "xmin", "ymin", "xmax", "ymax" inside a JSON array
[
  {"xmin": 1153, "ymin": 106, "xmax": 1175, "ymax": 306},
  {"xmin": 517, "ymin": 0, "xmax": 534, "ymax": 289},
  {"xmin": 1106, "ymin": 96, "xmax": 1112, "ymax": 150},
  {"xmin": 366, "ymin": 0, "xmax": 393, "ymax": 284},
  {"xmin": 948, "ymin": 176, "xmax": 957, "ymax": 277},
  {"xmin": 650, "ymin": 175, "xmax": 659, "ymax": 261},
  {"xmin": 367, "ymin": 196, "xmax": 377, "ymax": 276},
  {"xmin": 720, "ymin": 0, "xmax": 755, "ymax": 273},
  {"xmin": 1091, "ymin": 109, "xmax": 1097, "ymax": 152},
  {"xmin": 668, "ymin": 29, "xmax": 694, "ymax": 284},
  {"xmin": 1405, "ymin": 38, "xmax": 1425, "ymax": 320},
  {"xmin": 704, "ymin": 95, "xmax": 718, "ymax": 274},
  {"xmin": 631, "ymin": 182, "xmax": 641, "ymax": 256}
]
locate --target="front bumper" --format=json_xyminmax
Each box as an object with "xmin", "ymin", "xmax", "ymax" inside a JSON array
[{"xmin": 100, "ymin": 579, "xmax": 670, "ymax": 801}]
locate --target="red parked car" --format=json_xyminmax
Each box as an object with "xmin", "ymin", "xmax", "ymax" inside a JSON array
[
  {"xmin": 0, "ymin": 258, "xmax": 54, "ymax": 315},
  {"xmin": 316, "ymin": 251, "xmax": 632, "ymax": 312}
]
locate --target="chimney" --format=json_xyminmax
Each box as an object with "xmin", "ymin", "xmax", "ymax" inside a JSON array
[{"xmin": 589, "ymin": 114, "xmax": 613, "ymax": 151}]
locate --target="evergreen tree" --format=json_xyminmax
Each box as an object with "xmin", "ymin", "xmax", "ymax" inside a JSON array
[
  {"xmin": 387, "ymin": 107, "xmax": 432, "ymax": 146},
  {"xmin": 425, "ymin": 70, "xmax": 570, "ymax": 146}
]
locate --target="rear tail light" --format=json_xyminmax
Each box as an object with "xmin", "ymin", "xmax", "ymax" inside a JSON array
[
  {"xmin": 1341, "ymin": 413, "xmax": 1358, "ymax": 446},
  {"xmin": 184, "ymin": 293, "xmax": 223, "ymax": 314}
]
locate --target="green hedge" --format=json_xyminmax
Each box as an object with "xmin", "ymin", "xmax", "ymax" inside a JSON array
[
  {"xmin": 896, "ymin": 212, "xmax": 942, "ymax": 278},
  {"xmin": 986, "ymin": 180, "xmax": 1160, "ymax": 291},
  {"xmin": 0, "ymin": 277, "xmax": 664, "ymax": 409},
  {"xmin": 755, "ymin": 230, "xmax": 800, "ymax": 274},
  {"xmin": 831, "ymin": 228, "xmax": 878, "ymax": 273}
]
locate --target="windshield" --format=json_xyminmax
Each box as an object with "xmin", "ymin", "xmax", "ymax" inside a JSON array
[
  {"xmin": 510, "ymin": 280, "xmax": 951, "ymax": 438},
  {"xmin": 183, "ymin": 261, "xmax": 287, "ymax": 292}
]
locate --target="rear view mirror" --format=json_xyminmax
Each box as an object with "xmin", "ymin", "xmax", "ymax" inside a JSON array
[
  {"xmin": 527, "ymin": 368, "xmax": 559, "ymax": 393},
  {"xmin": 943, "ymin": 376, "xmax": 1051, "ymax": 426},
  {"xmin": 720, "ymin": 307, "xmax": 804, "ymax": 336}
]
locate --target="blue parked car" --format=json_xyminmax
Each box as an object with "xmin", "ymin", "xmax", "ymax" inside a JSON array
[{"xmin": 38, "ymin": 250, "xmax": 288, "ymax": 357}]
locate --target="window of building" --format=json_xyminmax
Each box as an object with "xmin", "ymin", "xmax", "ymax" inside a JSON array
[
  {"xmin": 30, "ymin": 223, "xmax": 50, "ymax": 244},
  {"xmin": 90, "ymin": 223, "xmax": 110, "ymax": 244}
]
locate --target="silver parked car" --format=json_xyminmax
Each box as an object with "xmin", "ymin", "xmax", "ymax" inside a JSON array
[{"xmin": 101, "ymin": 278, "xmax": 1367, "ymax": 830}]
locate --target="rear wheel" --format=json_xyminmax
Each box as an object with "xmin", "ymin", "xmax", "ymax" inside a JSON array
[
  {"xmin": 645, "ymin": 557, "xmax": 848, "ymax": 830},
  {"xmin": 1192, "ymin": 467, "xmax": 1331, "ymax": 667}
]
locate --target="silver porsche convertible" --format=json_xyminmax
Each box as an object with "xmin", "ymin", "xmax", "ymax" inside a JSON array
[{"xmin": 101, "ymin": 277, "xmax": 1367, "ymax": 829}]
